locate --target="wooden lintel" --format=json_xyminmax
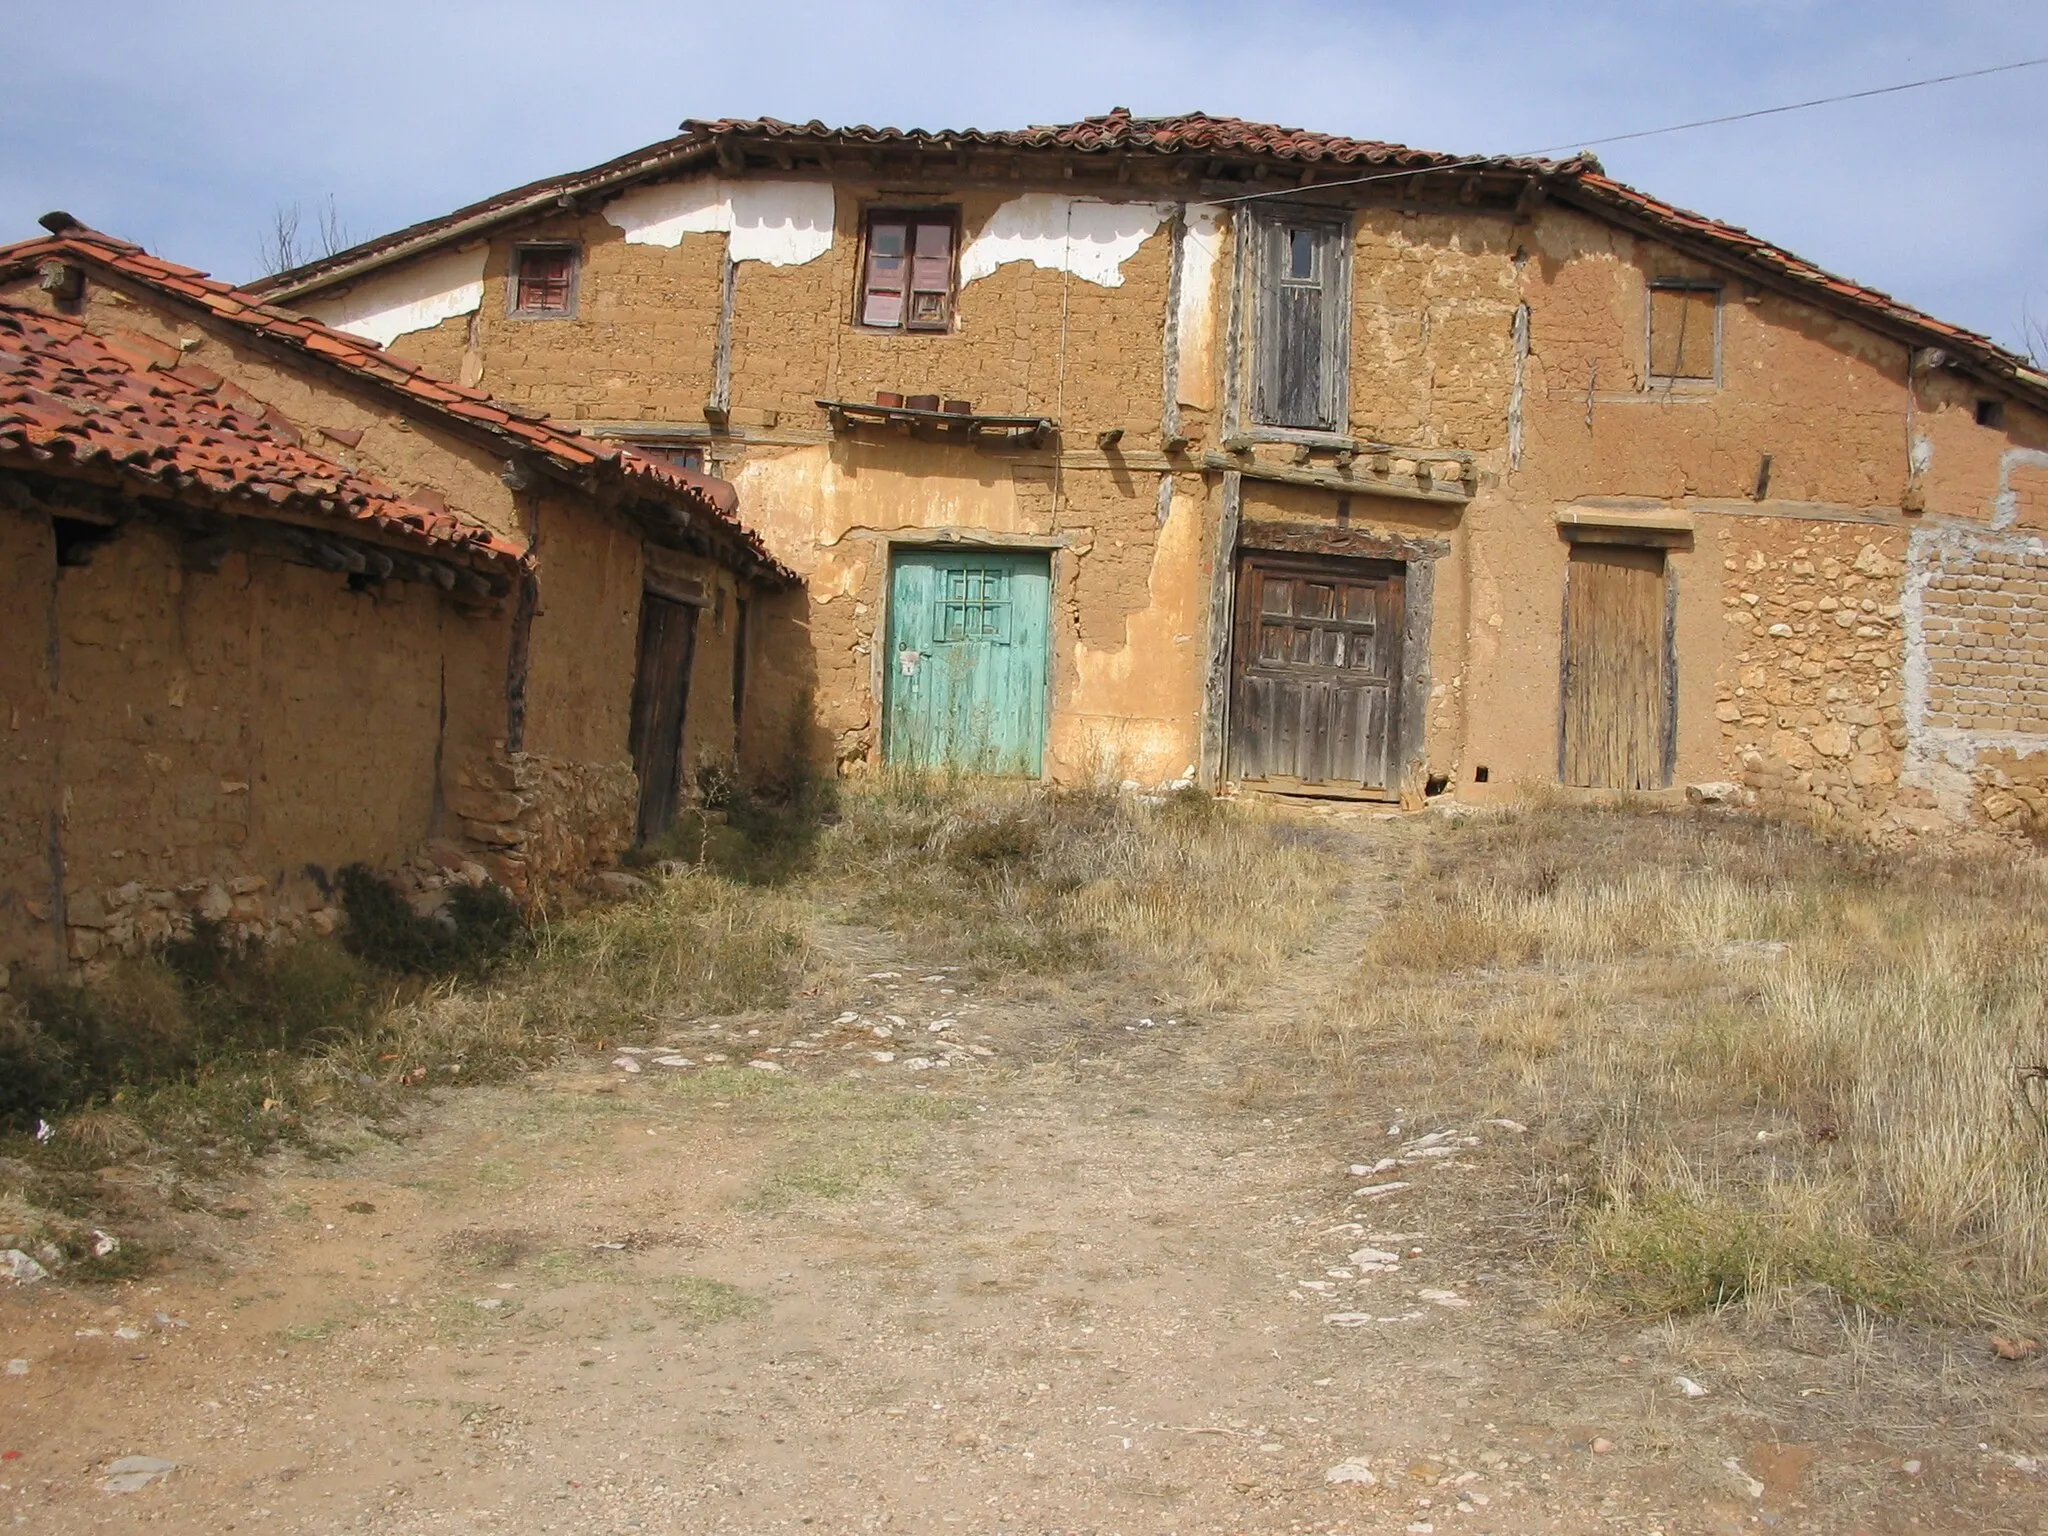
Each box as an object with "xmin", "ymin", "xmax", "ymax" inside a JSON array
[
  {"xmin": 1240, "ymin": 518, "xmax": 1452, "ymax": 563},
  {"xmin": 1199, "ymin": 451, "xmax": 1471, "ymax": 507}
]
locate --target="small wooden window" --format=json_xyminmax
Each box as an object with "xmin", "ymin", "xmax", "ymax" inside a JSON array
[
  {"xmin": 859, "ymin": 211, "xmax": 956, "ymax": 332},
  {"xmin": 1251, "ymin": 211, "xmax": 1350, "ymax": 432},
  {"xmin": 1648, "ymin": 282, "xmax": 1719, "ymax": 383},
  {"xmin": 935, "ymin": 566, "xmax": 1012, "ymax": 643},
  {"xmin": 1977, "ymin": 398, "xmax": 2007, "ymax": 429},
  {"xmin": 512, "ymin": 245, "xmax": 578, "ymax": 317}
]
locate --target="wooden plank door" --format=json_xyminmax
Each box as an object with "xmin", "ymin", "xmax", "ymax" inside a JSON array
[
  {"xmin": 1230, "ymin": 554, "xmax": 1403, "ymax": 793},
  {"xmin": 884, "ymin": 549, "xmax": 1050, "ymax": 776},
  {"xmin": 628, "ymin": 591, "xmax": 698, "ymax": 841},
  {"xmin": 1560, "ymin": 544, "xmax": 1672, "ymax": 790}
]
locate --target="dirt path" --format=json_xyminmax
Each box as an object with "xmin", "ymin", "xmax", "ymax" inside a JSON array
[{"xmin": 3, "ymin": 824, "xmax": 2043, "ymax": 1534}]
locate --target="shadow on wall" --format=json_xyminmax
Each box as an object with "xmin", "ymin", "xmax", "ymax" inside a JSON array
[{"xmin": 738, "ymin": 584, "xmax": 828, "ymax": 793}]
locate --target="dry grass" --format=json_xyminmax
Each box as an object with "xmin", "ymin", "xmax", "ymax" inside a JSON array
[
  {"xmin": 1302, "ymin": 801, "xmax": 2048, "ymax": 1323},
  {"xmin": 822, "ymin": 775, "xmax": 1342, "ymax": 1010},
  {"xmin": 0, "ymin": 778, "xmax": 1321, "ymax": 1274}
]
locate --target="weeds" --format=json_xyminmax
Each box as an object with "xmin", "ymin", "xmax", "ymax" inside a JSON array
[
  {"xmin": 1318, "ymin": 801, "xmax": 2048, "ymax": 1323},
  {"xmin": 658, "ymin": 1275, "xmax": 761, "ymax": 1325},
  {"xmin": 0, "ymin": 776, "xmax": 1329, "ymax": 1284},
  {"xmin": 820, "ymin": 774, "xmax": 1340, "ymax": 1009}
]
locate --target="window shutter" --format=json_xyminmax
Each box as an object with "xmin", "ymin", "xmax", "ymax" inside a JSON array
[
  {"xmin": 863, "ymin": 222, "xmax": 909, "ymax": 327},
  {"xmin": 1650, "ymin": 286, "xmax": 1718, "ymax": 380},
  {"xmin": 906, "ymin": 220, "xmax": 953, "ymax": 331},
  {"xmin": 1314, "ymin": 222, "xmax": 1349, "ymax": 432},
  {"xmin": 1253, "ymin": 215, "xmax": 1348, "ymax": 432},
  {"xmin": 517, "ymin": 248, "xmax": 574, "ymax": 314}
]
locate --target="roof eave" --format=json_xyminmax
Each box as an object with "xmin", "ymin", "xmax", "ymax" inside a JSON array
[
  {"xmin": 255, "ymin": 136, "xmax": 718, "ymax": 303},
  {"xmin": 1549, "ymin": 176, "xmax": 2048, "ymax": 413}
]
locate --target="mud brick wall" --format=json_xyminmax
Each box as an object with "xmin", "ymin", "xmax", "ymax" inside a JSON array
[
  {"xmin": 0, "ymin": 512, "xmax": 507, "ymax": 982},
  {"xmin": 1918, "ymin": 541, "xmax": 2048, "ymax": 734}
]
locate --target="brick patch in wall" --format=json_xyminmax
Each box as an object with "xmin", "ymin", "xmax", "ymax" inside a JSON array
[{"xmin": 1903, "ymin": 522, "xmax": 2048, "ymax": 832}]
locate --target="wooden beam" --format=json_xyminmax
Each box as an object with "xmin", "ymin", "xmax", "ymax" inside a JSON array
[
  {"xmin": 1199, "ymin": 451, "xmax": 1471, "ymax": 506},
  {"xmin": 1199, "ymin": 471, "xmax": 1243, "ymax": 789}
]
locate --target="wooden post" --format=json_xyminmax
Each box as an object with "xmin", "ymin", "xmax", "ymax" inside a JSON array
[
  {"xmin": 1160, "ymin": 204, "xmax": 1186, "ymax": 448},
  {"xmin": 1397, "ymin": 555, "xmax": 1436, "ymax": 808},
  {"xmin": 708, "ymin": 253, "xmax": 737, "ymax": 420},
  {"xmin": 1199, "ymin": 470, "xmax": 1243, "ymax": 789}
]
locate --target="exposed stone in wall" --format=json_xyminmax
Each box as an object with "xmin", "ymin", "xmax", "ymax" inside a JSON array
[
  {"xmin": 58, "ymin": 871, "xmax": 339, "ymax": 970},
  {"xmin": 454, "ymin": 753, "xmax": 636, "ymax": 898},
  {"xmin": 1713, "ymin": 523, "xmax": 1913, "ymax": 833},
  {"xmin": 1970, "ymin": 747, "xmax": 2048, "ymax": 843}
]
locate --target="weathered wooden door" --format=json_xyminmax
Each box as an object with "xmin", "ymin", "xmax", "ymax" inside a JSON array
[
  {"xmin": 1230, "ymin": 554, "xmax": 1404, "ymax": 793},
  {"xmin": 1560, "ymin": 544, "xmax": 1672, "ymax": 790},
  {"xmin": 884, "ymin": 549, "xmax": 1050, "ymax": 776},
  {"xmin": 627, "ymin": 591, "xmax": 698, "ymax": 841}
]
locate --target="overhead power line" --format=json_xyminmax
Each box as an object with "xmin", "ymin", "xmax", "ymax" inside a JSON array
[{"xmin": 1217, "ymin": 54, "xmax": 2048, "ymax": 204}]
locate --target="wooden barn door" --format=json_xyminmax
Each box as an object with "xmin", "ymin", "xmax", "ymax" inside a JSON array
[
  {"xmin": 1229, "ymin": 553, "xmax": 1404, "ymax": 794},
  {"xmin": 628, "ymin": 592, "xmax": 698, "ymax": 841},
  {"xmin": 1559, "ymin": 544, "xmax": 1672, "ymax": 790}
]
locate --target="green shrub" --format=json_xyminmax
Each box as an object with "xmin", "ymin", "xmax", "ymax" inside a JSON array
[{"xmin": 336, "ymin": 865, "xmax": 526, "ymax": 976}]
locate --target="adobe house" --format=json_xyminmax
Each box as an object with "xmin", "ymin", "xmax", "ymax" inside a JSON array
[
  {"xmin": 0, "ymin": 221, "xmax": 794, "ymax": 984},
  {"xmin": 256, "ymin": 111, "xmax": 2048, "ymax": 841}
]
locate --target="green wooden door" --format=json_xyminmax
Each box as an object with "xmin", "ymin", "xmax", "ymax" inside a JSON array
[{"xmin": 884, "ymin": 549, "xmax": 1050, "ymax": 776}]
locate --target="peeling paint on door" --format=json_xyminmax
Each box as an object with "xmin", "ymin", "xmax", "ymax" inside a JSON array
[{"xmin": 884, "ymin": 549, "xmax": 1050, "ymax": 776}]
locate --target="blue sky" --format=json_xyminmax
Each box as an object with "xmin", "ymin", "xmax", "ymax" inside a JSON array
[{"xmin": 5, "ymin": 0, "xmax": 2044, "ymax": 353}]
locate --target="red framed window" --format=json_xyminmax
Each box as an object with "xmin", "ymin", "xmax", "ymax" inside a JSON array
[
  {"xmin": 859, "ymin": 211, "xmax": 956, "ymax": 332},
  {"xmin": 512, "ymin": 245, "xmax": 578, "ymax": 317}
]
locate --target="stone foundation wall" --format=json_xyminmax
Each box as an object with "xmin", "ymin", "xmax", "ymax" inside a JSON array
[
  {"xmin": 1713, "ymin": 522, "xmax": 1919, "ymax": 834},
  {"xmin": 451, "ymin": 752, "xmax": 638, "ymax": 899}
]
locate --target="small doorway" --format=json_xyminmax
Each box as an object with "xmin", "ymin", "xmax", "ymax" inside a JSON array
[
  {"xmin": 1229, "ymin": 552, "xmax": 1404, "ymax": 794},
  {"xmin": 627, "ymin": 590, "xmax": 699, "ymax": 841},
  {"xmin": 1559, "ymin": 543, "xmax": 1673, "ymax": 790},
  {"xmin": 883, "ymin": 548, "xmax": 1051, "ymax": 776}
]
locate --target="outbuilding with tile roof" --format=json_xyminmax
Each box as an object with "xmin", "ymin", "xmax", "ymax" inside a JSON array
[{"xmin": 0, "ymin": 223, "xmax": 797, "ymax": 982}]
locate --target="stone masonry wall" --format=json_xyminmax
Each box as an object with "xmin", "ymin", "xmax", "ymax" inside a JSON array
[
  {"xmin": 452, "ymin": 752, "xmax": 637, "ymax": 901},
  {"xmin": 1713, "ymin": 521, "xmax": 1916, "ymax": 833}
]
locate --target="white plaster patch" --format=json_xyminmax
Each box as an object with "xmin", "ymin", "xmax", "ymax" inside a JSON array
[
  {"xmin": 307, "ymin": 246, "xmax": 487, "ymax": 348},
  {"xmin": 959, "ymin": 195, "xmax": 1167, "ymax": 289},
  {"xmin": 1174, "ymin": 204, "xmax": 1224, "ymax": 410},
  {"xmin": 1992, "ymin": 447, "xmax": 2048, "ymax": 531},
  {"xmin": 601, "ymin": 177, "xmax": 835, "ymax": 266}
]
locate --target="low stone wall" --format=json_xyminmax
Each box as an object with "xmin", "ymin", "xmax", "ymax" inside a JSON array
[
  {"xmin": 55, "ymin": 873, "xmax": 341, "ymax": 969},
  {"xmin": 20, "ymin": 751, "xmax": 640, "ymax": 985},
  {"xmin": 450, "ymin": 752, "xmax": 638, "ymax": 900}
]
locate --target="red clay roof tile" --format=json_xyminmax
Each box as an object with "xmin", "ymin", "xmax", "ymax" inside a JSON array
[
  {"xmin": 0, "ymin": 226, "xmax": 792, "ymax": 582},
  {"xmin": 249, "ymin": 110, "xmax": 2044, "ymax": 408},
  {"xmin": 0, "ymin": 300, "xmax": 523, "ymax": 567}
]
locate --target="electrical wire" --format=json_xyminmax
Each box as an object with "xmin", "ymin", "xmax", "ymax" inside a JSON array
[{"xmin": 1214, "ymin": 54, "xmax": 2048, "ymax": 204}]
